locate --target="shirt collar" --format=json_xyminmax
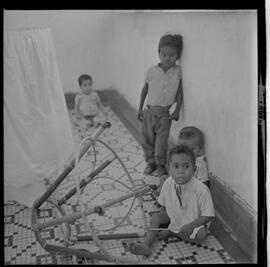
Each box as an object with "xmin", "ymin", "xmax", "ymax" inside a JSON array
[
  {"xmin": 174, "ymin": 177, "xmax": 194, "ymax": 190},
  {"xmin": 156, "ymin": 63, "xmax": 177, "ymax": 73}
]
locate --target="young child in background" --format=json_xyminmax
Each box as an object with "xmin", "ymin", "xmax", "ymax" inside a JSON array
[
  {"xmin": 74, "ymin": 74, "xmax": 107, "ymax": 128},
  {"xmin": 178, "ymin": 126, "xmax": 210, "ymax": 187},
  {"xmin": 129, "ymin": 145, "xmax": 215, "ymax": 257},
  {"xmin": 138, "ymin": 33, "xmax": 184, "ymax": 177}
]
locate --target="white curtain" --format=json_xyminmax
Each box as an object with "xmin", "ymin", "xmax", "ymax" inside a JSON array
[{"xmin": 4, "ymin": 27, "xmax": 74, "ymax": 207}]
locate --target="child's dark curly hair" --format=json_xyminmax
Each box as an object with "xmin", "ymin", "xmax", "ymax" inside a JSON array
[
  {"xmin": 167, "ymin": 145, "xmax": 196, "ymax": 167},
  {"xmin": 78, "ymin": 74, "xmax": 92, "ymax": 87},
  {"xmin": 158, "ymin": 33, "xmax": 183, "ymax": 60}
]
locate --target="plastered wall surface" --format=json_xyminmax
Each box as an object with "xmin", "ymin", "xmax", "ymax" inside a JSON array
[
  {"xmin": 108, "ymin": 11, "xmax": 257, "ymax": 211},
  {"xmin": 4, "ymin": 10, "xmax": 257, "ymax": 211},
  {"xmin": 4, "ymin": 10, "xmax": 113, "ymax": 92}
]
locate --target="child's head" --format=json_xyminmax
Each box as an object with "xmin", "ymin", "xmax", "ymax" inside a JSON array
[
  {"xmin": 158, "ymin": 33, "xmax": 183, "ymax": 68},
  {"xmin": 78, "ymin": 74, "xmax": 93, "ymax": 94},
  {"xmin": 178, "ymin": 126, "xmax": 205, "ymax": 157},
  {"xmin": 167, "ymin": 145, "xmax": 196, "ymax": 185}
]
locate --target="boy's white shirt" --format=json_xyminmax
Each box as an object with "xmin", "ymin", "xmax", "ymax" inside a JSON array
[
  {"xmin": 158, "ymin": 176, "xmax": 214, "ymax": 233},
  {"xmin": 145, "ymin": 64, "xmax": 182, "ymax": 107},
  {"xmin": 195, "ymin": 155, "xmax": 209, "ymax": 183},
  {"xmin": 74, "ymin": 91, "xmax": 101, "ymax": 116}
]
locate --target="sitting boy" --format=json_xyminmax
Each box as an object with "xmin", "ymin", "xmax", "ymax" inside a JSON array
[
  {"xmin": 178, "ymin": 126, "xmax": 210, "ymax": 187},
  {"xmin": 129, "ymin": 145, "xmax": 214, "ymax": 256},
  {"xmin": 74, "ymin": 74, "xmax": 107, "ymax": 128},
  {"xmin": 154, "ymin": 126, "xmax": 210, "ymax": 196}
]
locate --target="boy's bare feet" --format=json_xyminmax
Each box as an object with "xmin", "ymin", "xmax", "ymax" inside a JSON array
[
  {"xmin": 143, "ymin": 163, "xmax": 156, "ymax": 175},
  {"xmin": 153, "ymin": 165, "xmax": 168, "ymax": 177},
  {"xmin": 128, "ymin": 242, "xmax": 152, "ymax": 256}
]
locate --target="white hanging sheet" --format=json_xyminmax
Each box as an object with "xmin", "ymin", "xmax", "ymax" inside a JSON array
[{"xmin": 4, "ymin": 27, "xmax": 74, "ymax": 207}]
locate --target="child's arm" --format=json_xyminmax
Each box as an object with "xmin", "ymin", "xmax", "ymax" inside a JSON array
[
  {"xmin": 170, "ymin": 79, "xmax": 183, "ymax": 121},
  {"xmin": 195, "ymin": 157, "xmax": 209, "ymax": 183},
  {"xmin": 74, "ymin": 95, "xmax": 83, "ymax": 118},
  {"xmin": 138, "ymin": 82, "xmax": 149, "ymax": 121}
]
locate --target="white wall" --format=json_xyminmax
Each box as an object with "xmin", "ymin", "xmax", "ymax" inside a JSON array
[
  {"xmin": 4, "ymin": 10, "xmax": 113, "ymax": 92},
  {"xmin": 4, "ymin": 10, "xmax": 257, "ymax": 211},
  {"xmin": 108, "ymin": 11, "xmax": 257, "ymax": 211}
]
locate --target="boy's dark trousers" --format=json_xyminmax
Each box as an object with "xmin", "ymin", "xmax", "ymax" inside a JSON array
[{"xmin": 141, "ymin": 105, "xmax": 172, "ymax": 166}]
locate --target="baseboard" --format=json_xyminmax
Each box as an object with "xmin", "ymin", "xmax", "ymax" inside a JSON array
[
  {"xmin": 209, "ymin": 172, "xmax": 257, "ymax": 262},
  {"xmin": 64, "ymin": 89, "xmax": 257, "ymax": 262}
]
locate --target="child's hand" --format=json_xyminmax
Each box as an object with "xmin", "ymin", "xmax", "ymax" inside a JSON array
[
  {"xmin": 170, "ymin": 110, "xmax": 179, "ymax": 121},
  {"xmin": 137, "ymin": 109, "xmax": 143, "ymax": 122},
  {"xmin": 179, "ymin": 223, "xmax": 194, "ymax": 237}
]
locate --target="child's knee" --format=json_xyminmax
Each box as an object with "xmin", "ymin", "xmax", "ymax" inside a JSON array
[
  {"xmin": 177, "ymin": 226, "xmax": 208, "ymax": 243},
  {"xmin": 151, "ymin": 211, "xmax": 169, "ymax": 226},
  {"xmin": 151, "ymin": 213, "xmax": 164, "ymax": 224},
  {"xmin": 193, "ymin": 226, "xmax": 208, "ymax": 243}
]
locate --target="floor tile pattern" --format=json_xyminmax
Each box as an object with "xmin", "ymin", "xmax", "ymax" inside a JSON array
[{"xmin": 4, "ymin": 107, "xmax": 235, "ymax": 264}]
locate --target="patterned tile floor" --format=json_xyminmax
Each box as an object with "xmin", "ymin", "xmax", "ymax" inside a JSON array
[{"xmin": 4, "ymin": 107, "xmax": 235, "ymax": 264}]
